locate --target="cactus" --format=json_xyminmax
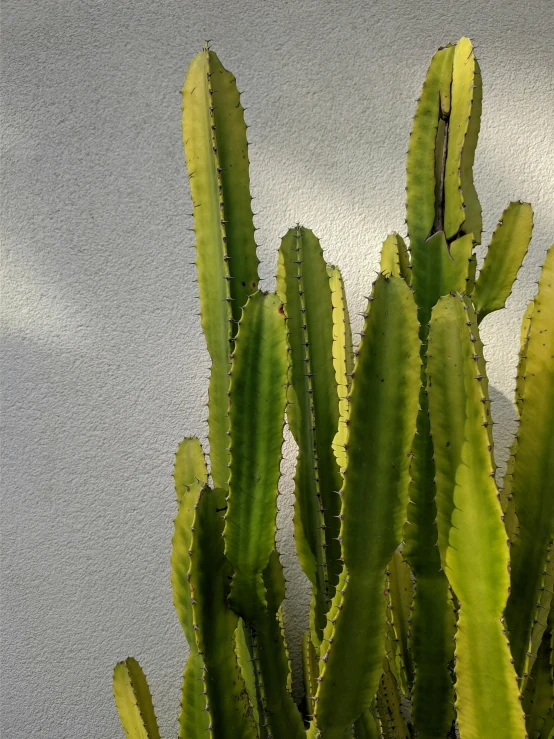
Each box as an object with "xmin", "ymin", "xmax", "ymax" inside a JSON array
[{"xmin": 112, "ymin": 38, "xmax": 553, "ymax": 739}]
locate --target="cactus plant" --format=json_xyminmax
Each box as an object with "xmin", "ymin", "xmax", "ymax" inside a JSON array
[{"xmin": 113, "ymin": 39, "xmax": 553, "ymax": 739}]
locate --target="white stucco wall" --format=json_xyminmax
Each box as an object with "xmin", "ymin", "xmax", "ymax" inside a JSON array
[{"xmin": 1, "ymin": 1, "xmax": 553, "ymax": 736}]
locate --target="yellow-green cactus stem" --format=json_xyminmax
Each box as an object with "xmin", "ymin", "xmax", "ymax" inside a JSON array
[
  {"xmin": 444, "ymin": 38, "xmax": 481, "ymax": 241},
  {"xmin": 427, "ymin": 293, "xmax": 525, "ymax": 739},
  {"xmin": 473, "ymin": 201, "xmax": 533, "ymax": 323},
  {"xmin": 327, "ymin": 264, "xmax": 354, "ymax": 474},
  {"xmin": 178, "ymin": 653, "xmax": 211, "ymax": 738},
  {"xmin": 182, "ymin": 44, "xmax": 259, "ymax": 489},
  {"xmin": 379, "ymin": 233, "xmax": 411, "ymax": 283},
  {"xmin": 113, "ymin": 658, "xmax": 161, "ymax": 739},
  {"xmin": 406, "ymin": 44, "xmax": 455, "ymax": 247},
  {"xmin": 505, "ymin": 245, "xmax": 554, "ymax": 680},
  {"xmin": 312, "ymin": 275, "xmax": 420, "ymax": 737},
  {"xmin": 403, "ymin": 231, "xmax": 472, "ymax": 739}
]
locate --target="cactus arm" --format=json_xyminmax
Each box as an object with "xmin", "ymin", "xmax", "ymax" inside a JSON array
[
  {"xmin": 515, "ymin": 298, "xmax": 535, "ymax": 415},
  {"xmin": 235, "ymin": 621, "xmax": 261, "ymax": 727},
  {"xmin": 312, "ymin": 275, "xmax": 420, "ymax": 737},
  {"xmin": 386, "ymin": 550, "xmax": 415, "ymax": 693},
  {"xmin": 188, "ymin": 487, "xmax": 258, "ymax": 739},
  {"xmin": 427, "ymin": 293, "xmax": 525, "ymax": 738},
  {"xmin": 353, "ymin": 708, "xmax": 382, "ymax": 739},
  {"xmin": 174, "ymin": 437, "xmax": 208, "ymax": 504},
  {"xmin": 276, "ymin": 227, "xmax": 342, "ymax": 636},
  {"xmin": 179, "ymin": 654, "xmax": 211, "ymax": 739},
  {"xmin": 303, "ymin": 631, "xmax": 320, "ymax": 718},
  {"xmin": 406, "ymin": 45, "xmax": 454, "ymax": 247},
  {"xmin": 171, "ymin": 437, "xmax": 209, "ymax": 644},
  {"xmin": 327, "ymin": 264, "xmax": 354, "ymax": 473},
  {"xmin": 444, "ymin": 38, "xmax": 479, "ymax": 240},
  {"xmin": 182, "ymin": 46, "xmax": 258, "ymax": 488},
  {"xmin": 411, "ymin": 231, "xmax": 473, "ymax": 319},
  {"xmin": 458, "ymin": 58, "xmax": 482, "ymax": 244},
  {"xmin": 402, "ymin": 229, "xmax": 471, "ymax": 738},
  {"xmin": 251, "ymin": 551, "xmax": 306, "ymax": 739},
  {"xmin": 224, "ymin": 291, "xmax": 287, "ymax": 621},
  {"xmin": 113, "ymin": 658, "xmax": 161, "ymax": 739},
  {"xmin": 501, "ymin": 297, "xmax": 536, "ymax": 538},
  {"xmin": 379, "ymin": 234, "xmax": 411, "ymax": 283},
  {"xmin": 375, "ymin": 658, "xmax": 410, "ymax": 739},
  {"xmin": 505, "ymin": 245, "xmax": 554, "ymax": 678},
  {"xmin": 472, "ymin": 201, "xmax": 534, "ymax": 323},
  {"xmin": 522, "ymin": 610, "xmax": 554, "ymax": 738}
]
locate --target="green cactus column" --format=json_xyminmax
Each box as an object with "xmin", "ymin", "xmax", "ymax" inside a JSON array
[
  {"xmin": 277, "ymin": 227, "xmax": 343, "ymax": 640},
  {"xmin": 427, "ymin": 294, "xmax": 526, "ymax": 739},
  {"xmin": 312, "ymin": 275, "xmax": 420, "ymax": 737},
  {"xmin": 505, "ymin": 245, "xmax": 554, "ymax": 680},
  {"xmin": 182, "ymin": 44, "xmax": 259, "ymax": 489},
  {"xmin": 403, "ymin": 37, "xmax": 483, "ymax": 737}
]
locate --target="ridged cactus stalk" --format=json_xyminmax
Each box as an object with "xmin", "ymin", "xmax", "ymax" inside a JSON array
[{"xmin": 112, "ymin": 39, "xmax": 553, "ymax": 739}]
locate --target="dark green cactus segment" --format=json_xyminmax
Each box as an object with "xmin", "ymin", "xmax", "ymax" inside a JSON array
[
  {"xmin": 113, "ymin": 657, "xmax": 161, "ymax": 739},
  {"xmin": 251, "ymin": 551, "xmax": 306, "ymax": 739},
  {"xmin": 179, "ymin": 654, "xmax": 211, "ymax": 739},
  {"xmin": 353, "ymin": 709, "xmax": 382, "ymax": 739},
  {"xmin": 505, "ymin": 245, "xmax": 554, "ymax": 679},
  {"xmin": 427, "ymin": 294, "xmax": 525, "ymax": 738},
  {"xmin": 172, "ymin": 437, "xmax": 209, "ymax": 646},
  {"xmin": 407, "ymin": 576, "xmax": 455, "ymax": 738},
  {"xmin": 277, "ymin": 226, "xmax": 342, "ymax": 634},
  {"xmin": 224, "ymin": 291, "xmax": 287, "ymax": 622},
  {"xmin": 522, "ymin": 610, "xmax": 554, "ymax": 738},
  {"xmin": 379, "ymin": 234, "xmax": 411, "ymax": 283},
  {"xmin": 182, "ymin": 45, "xmax": 258, "ymax": 488},
  {"xmin": 473, "ymin": 201, "xmax": 533, "ymax": 323},
  {"xmin": 303, "ymin": 631, "xmax": 319, "ymax": 718},
  {"xmin": 313, "ymin": 275, "xmax": 420, "ymax": 737},
  {"xmin": 235, "ymin": 621, "xmax": 260, "ymax": 728},
  {"xmin": 386, "ymin": 551, "xmax": 414, "ymax": 694},
  {"xmin": 406, "ymin": 45, "xmax": 454, "ymax": 247},
  {"xmin": 375, "ymin": 659, "xmax": 410, "ymax": 739},
  {"xmin": 411, "ymin": 231, "xmax": 473, "ymax": 317},
  {"xmin": 189, "ymin": 487, "xmax": 258, "ymax": 739},
  {"xmin": 444, "ymin": 38, "xmax": 480, "ymax": 240}
]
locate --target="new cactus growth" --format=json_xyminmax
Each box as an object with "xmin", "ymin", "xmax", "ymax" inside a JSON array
[{"xmin": 113, "ymin": 39, "xmax": 553, "ymax": 739}]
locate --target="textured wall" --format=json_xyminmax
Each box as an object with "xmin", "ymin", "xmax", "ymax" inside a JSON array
[{"xmin": 1, "ymin": 1, "xmax": 553, "ymax": 736}]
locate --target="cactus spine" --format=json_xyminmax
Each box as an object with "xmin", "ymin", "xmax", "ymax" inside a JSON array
[{"xmin": 113, "ymin": 39, "xmax": 553, "ymax": 739}]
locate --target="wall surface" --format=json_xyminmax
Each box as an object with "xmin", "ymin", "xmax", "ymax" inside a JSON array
[{"xmin": 1, "ymin": 1, "xmax": 553, "ymax": 736}]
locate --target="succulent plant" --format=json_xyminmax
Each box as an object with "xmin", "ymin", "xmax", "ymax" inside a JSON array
[{"xmin": 113, "ymin": 38, "xmax": 553, "ymax": 739}]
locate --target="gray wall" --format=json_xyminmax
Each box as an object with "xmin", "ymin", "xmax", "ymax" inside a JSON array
[{"xmin": 1, "ymin": 1, "xmax": 553, "ymax": 736}]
